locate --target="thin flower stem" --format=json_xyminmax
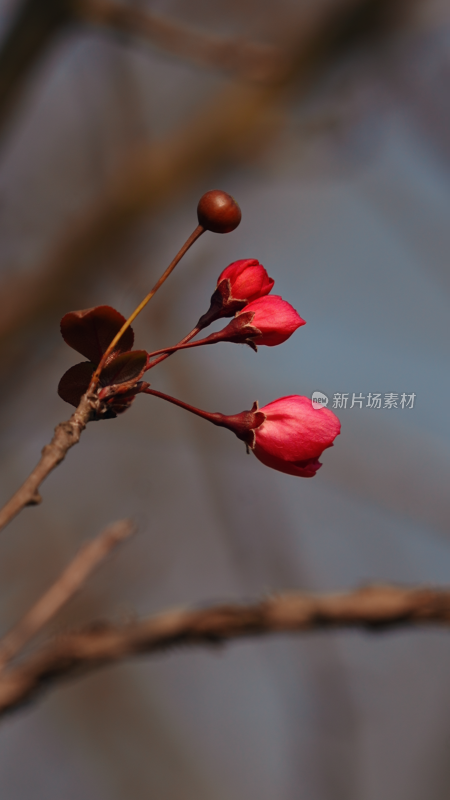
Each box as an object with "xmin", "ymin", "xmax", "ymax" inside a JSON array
[
  {"xmin": 91, "ymin": 223, "xmax": 205, "ymax": 385},
  {"xmin": 143, "ymin": 387, "xmax": 225, "ymax": 427},
  {"xmin": 145, "ymin": 329, "xmax": 221, "ymax": 364},
  {"xmin": 145, "ymin": 325, "xmax": 201, "ymax": 372},
  {"xmin": 143, "ymin": 387, "xmax": 259, "ymax": 445}
]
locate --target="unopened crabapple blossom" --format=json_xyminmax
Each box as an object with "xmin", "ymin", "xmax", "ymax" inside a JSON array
[
  {"xmin": 233, "ymin": 295, "xmax": 305, "ymax": 346},
  {"xmin": 197, "ymin": 258, "xmax": 274, "ymax": 328},
  {"xmin": 252, "ymin": 395, "xmax": 340, "ymax": 477}
]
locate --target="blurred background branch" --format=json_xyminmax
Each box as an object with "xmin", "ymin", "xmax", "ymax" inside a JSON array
[
  {"xmin": 0, "ymin": 0, "xmax": 284, "ymax": 143},
  {"xmin": 0, "ymin": 0, "xmax": 73, "ymax": 134},
  {"xmin": 75, "ymin": 0, "xmax": 285, "ymax": 82},
  {"xmin": 0, "ymin": 582, "xmax": 449, "ymax": 715},
  {"xmin": 0, "ymin": 518, "xmax": 134, "ymax": 668}
]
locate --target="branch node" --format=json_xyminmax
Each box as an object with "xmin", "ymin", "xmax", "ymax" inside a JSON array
[{"xmin": 25, "ymin": 492, "xmax": 42, "ymax": 507}]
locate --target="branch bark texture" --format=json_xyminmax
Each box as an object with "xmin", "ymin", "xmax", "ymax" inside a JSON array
[
  {"xmin": 0, "ymin": 392, "xmax": 94, "ymax": 533},
  {"xmin": 0, "ymin": 584, "xmax": 448, "ymax": 715}
]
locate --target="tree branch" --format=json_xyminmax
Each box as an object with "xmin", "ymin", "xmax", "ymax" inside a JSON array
[
  {"xmin": 0, "ymin": 391, "xmax": 95, "ymax": 534},
  {"xmin": 75, "ymin": 0, "xmax": 284, "ymax": 83},
  {"xmin": 0, "ymin": 583, "xmax": 449, "ymax": 715},
  {"xmin": 0, "ymin": 518, "xmax": 135, "ymax": 669}
]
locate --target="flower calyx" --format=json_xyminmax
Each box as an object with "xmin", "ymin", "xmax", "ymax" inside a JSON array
[
  {"xmin": 212, "ymin": 400, "xmax": 266, "ymax": 449},
  {"xmin": 206, "ymin": 311, "xmax": 262, "ymax": 351}
]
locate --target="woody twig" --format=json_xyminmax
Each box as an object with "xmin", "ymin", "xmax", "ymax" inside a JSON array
[
  {"xmin": 0, "ymin": 518, "xmax": 134, "ymax": 669},
  {"xmin": 0, "ymin": 583, "xmax": 448, "ymax": 715}
]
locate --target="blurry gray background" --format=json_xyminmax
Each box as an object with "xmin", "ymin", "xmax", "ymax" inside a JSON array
[{"xmin": 0, "ymin": 0, "xmax": 449, "ymax": 798}]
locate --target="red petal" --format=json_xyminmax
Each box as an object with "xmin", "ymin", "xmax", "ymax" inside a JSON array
[
  {"xmin": 60, "ymin": 306, "xmax": 134, "ymax": 363},
  {"xmin": 58, "ymin": 362, "xmax": 95, "ymax": 407},
  {"xmin": 99, "ymin": 350, "xmax": 147, "ymax": 387}
]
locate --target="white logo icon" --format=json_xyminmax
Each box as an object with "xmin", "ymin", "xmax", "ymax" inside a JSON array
[{"xmin": 312, "ymin": 391, "xmax": 329, "ymax": 409}]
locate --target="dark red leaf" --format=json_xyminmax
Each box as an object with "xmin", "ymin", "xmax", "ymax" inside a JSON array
[
  {"xmin": 60, "ymin": 306, "xmax": 134, "ymax": 364},
  {"xmin": 99, "ymin": 350, "xmax": 147, "ymax": 387},
  {"xmin": 58, "ymin": 362, "xmax": 95, "ymax": 407}
]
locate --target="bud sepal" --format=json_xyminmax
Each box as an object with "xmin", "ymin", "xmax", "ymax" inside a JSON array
[{"xmin": 197, "ymin": 258, "xmax": 274, "ymax": 330}]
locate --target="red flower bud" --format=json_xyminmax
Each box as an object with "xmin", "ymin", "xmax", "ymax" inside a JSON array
[
  {"xmin": 236, "ymin": 296, "xmax": 305, "ymax": 346},
  {"xmin": 142, "ymin": 390, "xmax": 340, "ymax": 478},
  {"xmin": 218, "ymin": 259, "xmax": 274, "ymax": 303},
  {"xmin": 186, "ymin": 295, "xmax": 305, "ymax": 352},
  {"xmin": 252, "ymin": 395, "xmax": 340, "ymax": 477},
  {"xmin": 202, "ymin": 295, "xmax": 305, "ymax": 348},
  {"xmin": 197, "ymin": 190, "xmax": 241, "ymax": 234},
  {"xmin": 197, "ymin": 258, "xmax": 274, "ymax": 329}
]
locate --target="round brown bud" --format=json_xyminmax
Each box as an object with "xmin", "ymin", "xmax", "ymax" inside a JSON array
[{"xmin": 197, "ymin": 190, "xmax": 241, "ymax": 234}]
